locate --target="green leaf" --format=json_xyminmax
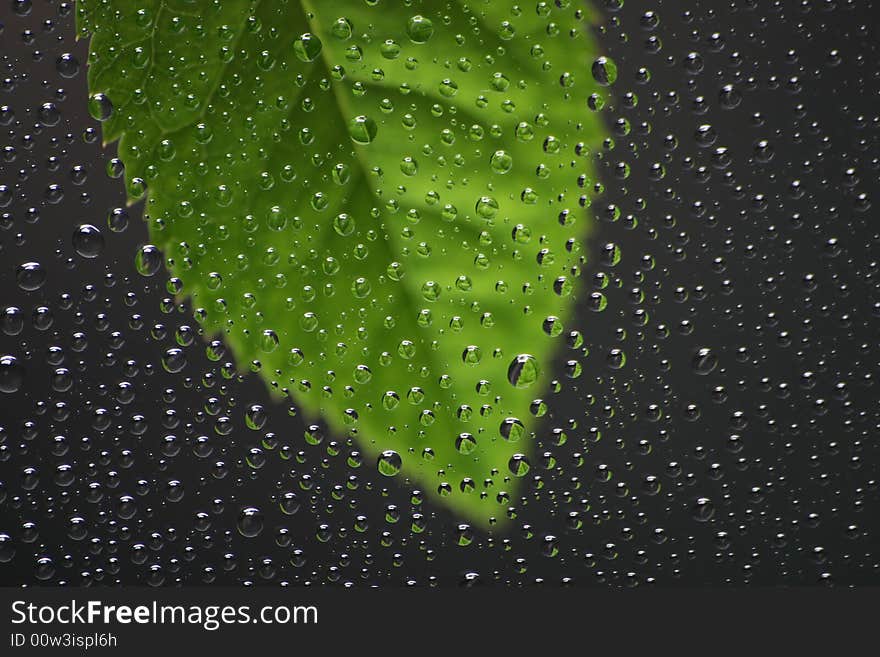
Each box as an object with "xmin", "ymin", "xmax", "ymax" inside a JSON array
[{"xmin": 78, "ymin": 0, "xmax": 604, "ymax": 527}]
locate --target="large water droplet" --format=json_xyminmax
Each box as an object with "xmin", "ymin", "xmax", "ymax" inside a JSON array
[
  {"xmin": 406, "ymin": 15, "xmax": 434, "ymax": 43},
  {"xmin": 508, "ymin": 354, "xmax": 540, "ymax": 388},
  {"xmin": 72, "ymin": 224, "xmax": 104, "ymax": 258},
  {"xmin": 377, "ymin": 450, "xmax": 402, "ymax": 476},
  {"xmin": 237, "ymin": 507, "xmax": 264, "ymax": 538},
  {"xmin": 293, "ymin": 33, "xmax": 323, "ymax": 62},
  {"xmin": 16, "ymin": 262, "xmax": 46, "ymax": 291},
  {"xmin": 591, "ymin": 56, "xmax": 618, "ymax": 86},
  {"xmin": 348, "ymin": 115, "xmax": 378, "ymax": 144},
  {"xmin": 0, "ymin": 355, "xmax": 23, "ymax": 393}
]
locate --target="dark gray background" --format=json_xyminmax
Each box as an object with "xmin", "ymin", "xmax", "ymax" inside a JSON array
[{"xmin": 0, "ymin": 0, "xmax": 878, "ymax": 586}]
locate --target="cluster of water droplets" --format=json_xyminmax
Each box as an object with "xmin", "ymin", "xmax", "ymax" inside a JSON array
[{"xmin": 0, "ymin": 0, "xmax": 877, "ymax": 586}]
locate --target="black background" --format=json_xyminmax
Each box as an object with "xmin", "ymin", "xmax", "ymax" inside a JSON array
[{"xmin": 0, "ymin": 0, "xmax": 878, "ymax": 587}]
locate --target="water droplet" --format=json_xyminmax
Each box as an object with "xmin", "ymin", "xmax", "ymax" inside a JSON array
[
  {"xmin": 351, "ymin": 277, "xmax": 371, "ymax": 298},
  {"xmin": 331, "ymin": 17, "xmax": 353, "ymax": 40},
  {"xmin": 490, "ymin": 150, "xmax": 513, "ymax": 174},
  {"xmin": 0, "ymin": 534, "xmax": 14, "ymax": 563},
  {"xmin": 456, "ymin": 433, "xmax": 477, "ymax": 455},
  {"xmin": 135, "ymin": 245, "xmax": 162, "ymax": 276},
  {"xmin": 377, "ymin": 450, "xmax": 402, "ymax": 476},
  {"xmin": 508, "ymin": 454, "xmax": 531, "ymax": 477},
  {"xmin": 406, "ymin": 15, "xmax": 434, "ymax": 43},
  {"xmin": 56, "ymin": 52, "xmax": 79, "ymax": 78},
  {"xmin": 348, "ymin": 115, "xmax": 377, "ymax": 144},
  {"xmin": 692, "ymin": 348, "xmax": 718, "ymax": 375},
  {"xmin": 379, "ymin": 38, "xmax": 401, "ymax": 60},
  {"xmin": 16, "ymin": 262, "xmax": 46, "ymax": 291},
  {"xmin": 439, "ymin": 78, "xmax": 458, "ymax": 97},
  {"xmin": 1, "ymin": 307, "xmax": 23, "ymax": 336},
  {"xmin": 294, "ymin": 33, "xmax": 323, "ymax": 62},
  {"xmin": 693, "ymin": 497, "xmax": 715, "ymax": 522},
  {"xmin": 607, "ymin": 348, "xmax": 626, "ymax": 369},
  {"xmin": 162, "ymin": 348, "xmax": 186, "ymax": 374},
  {"xmin": 591, "ymin": 56, "xmax": 618, "ymax": 86},
  {"xmin": 72, "ymin": 224, "xmax": 104, "ymax": 258},
  {"xmin": 508, "ymin": 354, "xmax": 540, "ymax": 388},
  {"xmin": 500, "ymin": 417, "xmax": 525, "ymax": 442},
  {"xmin": 475, "ymin": 196, "xmax": 499, "ymax": 218},
  {"xmin": 0, "ymin": 355, "xmax": 23, "ymax": 393},
  {"xmin": 400, "ymin": 156, "xmax": 418, "ymax": 176},
  {"xmin": 462, "ymin": 345, "xmax": 482, "ymax": 366},
  {"xmin": 237, "ymin": 507, "xmax": 264, "ymax": 538},
  {"xmin": 38, "ymin": 102, "xmax": 60, "ymax": 126},
  {"xmin": 421, "ymin": 280, "xmax": 441, "ymax": 301},
  {"xmin": 108, "ymin": 207, "xmax": 129, "ymax": 232},
  {"xmin": 260, "ymin": 329, "xmax": 279, "ymax": 353},
  {"xmin": 87, "ymin": 92, "xmax": 113, "ymax": 121},
  {"xmin": 333, "ymin": 212, "xmax": 355, "ymax": 236}
]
